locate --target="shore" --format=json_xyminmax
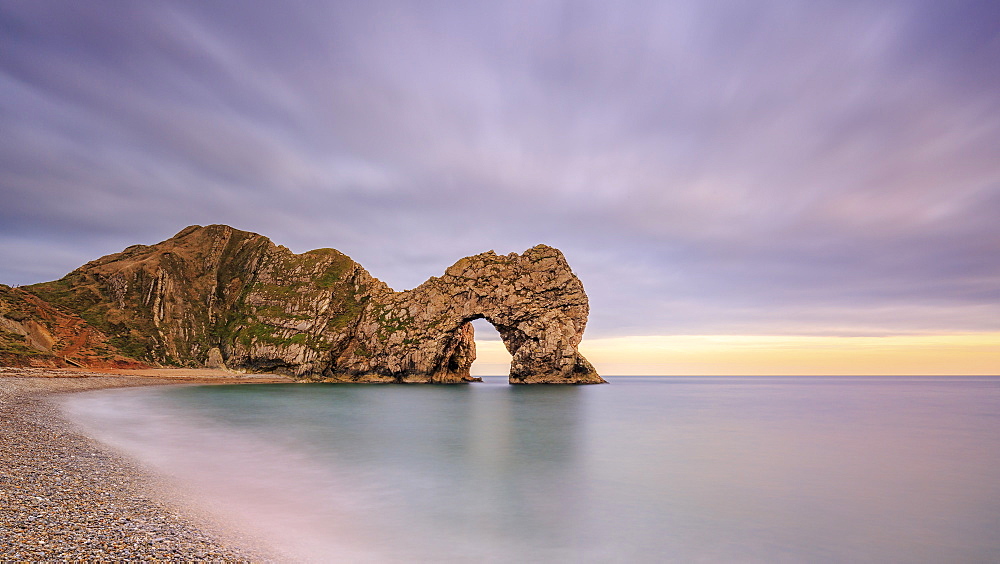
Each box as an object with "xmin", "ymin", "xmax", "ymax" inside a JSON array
[{"xmin": 0, "ymin": 366, "xmax": 293, "ymax": 561}]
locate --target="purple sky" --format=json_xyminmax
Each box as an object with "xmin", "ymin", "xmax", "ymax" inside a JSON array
[{"xmin": 1, "ymin": 0, "xmax": 998, "ymax": 338}]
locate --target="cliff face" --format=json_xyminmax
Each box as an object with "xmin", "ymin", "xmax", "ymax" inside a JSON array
[
  {"xmin": 26, "ymin": 225, "xmax": 386, "ymax": 376},
  {"xmin": 337, "ymin": 245, "xmax": 601, "ymax": 384},
  {"xmin": 0, "ymin": 284, "xmax": 147, "ymax": 369},
  {"xmin": 22, "ymin": 225, "xmax": 604, "ymax": 384}
]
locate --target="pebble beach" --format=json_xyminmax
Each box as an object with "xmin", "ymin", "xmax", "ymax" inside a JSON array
[{"xmin": 0, "ymin": 367, "xmax": 290, "ymax": 561}]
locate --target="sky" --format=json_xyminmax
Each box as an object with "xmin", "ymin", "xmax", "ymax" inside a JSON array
[{"xmin": 2, "ymin": 1, "xmax": 998, "ymax": 374}]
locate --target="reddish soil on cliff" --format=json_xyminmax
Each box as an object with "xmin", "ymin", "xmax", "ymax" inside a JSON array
[{"xmin": 0, "ymin": 287, "xmax": 148, "ymax": 370}]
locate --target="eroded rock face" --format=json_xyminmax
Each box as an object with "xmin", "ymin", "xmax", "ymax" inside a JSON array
[
  {"xmin": 0, "ymin": 284, "xmax": 147, "ymax": 369},
  {"xmin": 334, "ymin": 245, "xmax": 603, "ymax": 384},
  {"xmin": 25, "ymin": 225, "xmax": 604, "ymax": 384}
]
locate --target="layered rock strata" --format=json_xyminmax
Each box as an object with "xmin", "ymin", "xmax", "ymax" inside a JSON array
[{"xmin": 23, "ymin": 225, "xmax": 604, "ymax": 384}]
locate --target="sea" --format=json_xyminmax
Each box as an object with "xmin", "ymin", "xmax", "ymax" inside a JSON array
[{"xmin": 61, "ymin": 376, "xmax": 1000, "ymax": 563}]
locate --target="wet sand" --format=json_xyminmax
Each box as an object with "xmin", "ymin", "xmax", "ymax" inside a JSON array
[{"xmin": 0, "ymin": 367, "xmax": 292, "ymax": 561}]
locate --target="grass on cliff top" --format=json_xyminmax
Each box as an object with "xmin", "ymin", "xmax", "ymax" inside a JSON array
[
  {"xmin": 0, "ymin": 285, "xmax": 34, "ymax": 322},
  {"xmin": 25, "ymin": 274, "xmax": 107, "ymax": 328}
]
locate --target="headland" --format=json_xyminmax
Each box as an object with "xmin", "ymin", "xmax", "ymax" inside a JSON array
[{"xmin": 2, "ymin": 224, "xmax": 603, "ymax": 384}]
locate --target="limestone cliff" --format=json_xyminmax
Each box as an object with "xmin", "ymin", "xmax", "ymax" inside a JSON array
[
  {"xmin": 23, "ymin": 225, "xmax": 604, "ymax": 384},
  {"xmin": 336, "ymin": 245, "xmax": 602, "ymax": 384}
]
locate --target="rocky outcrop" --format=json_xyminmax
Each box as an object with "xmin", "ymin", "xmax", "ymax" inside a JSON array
[
  {"xmin": 334, "ymin": 246, "xmax": 602, "ymax": 384},
  {"xmin": 23, "ymin": 225, "xmax": 604, "ymax": 384}
]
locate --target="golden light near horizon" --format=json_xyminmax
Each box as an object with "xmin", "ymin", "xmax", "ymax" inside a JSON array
[{"xmin": 472, "ymin": 332, "xmax": 1000, "ymax": 376}]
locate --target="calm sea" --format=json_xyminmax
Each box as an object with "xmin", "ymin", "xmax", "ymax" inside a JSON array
[{"xmin": 62, "ymin": 376, "xmax": 1000, "ymax": 563}]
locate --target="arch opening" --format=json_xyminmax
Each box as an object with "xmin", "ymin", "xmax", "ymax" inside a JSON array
[{"xmin": 469, "ymin": 317, "xmax": 512, "ymax": 379}]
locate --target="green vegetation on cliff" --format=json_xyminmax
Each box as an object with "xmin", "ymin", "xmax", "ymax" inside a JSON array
[{"xmin": 2, "ymin": 225, "xmax": 603, "ymax": 384}]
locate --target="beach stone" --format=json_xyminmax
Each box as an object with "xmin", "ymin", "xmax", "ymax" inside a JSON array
[
  {"xmin": 204, "ymin": 347, "xmax": 226, "ymax": 370},
  {"xmin": 0, "ymin": 373, "xmax": 268, "ymax": 561}
]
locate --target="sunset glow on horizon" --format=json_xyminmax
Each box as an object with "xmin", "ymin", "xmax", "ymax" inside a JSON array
[{"xmin": 472, "ymin": 332, "xmax": 1000, "ymax": 376}]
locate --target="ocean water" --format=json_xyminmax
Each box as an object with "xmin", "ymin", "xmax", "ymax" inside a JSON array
[{"xmin": 62, "ymin": 376, "xmax": 1000, "ymax": 563}]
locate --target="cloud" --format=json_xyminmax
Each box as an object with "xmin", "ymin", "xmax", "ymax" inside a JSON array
[{"xmin": 0, "ymin": 0, "xmax": 997, "ymax": 338}]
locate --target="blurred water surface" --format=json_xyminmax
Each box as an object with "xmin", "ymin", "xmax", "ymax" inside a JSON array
[{"xmin": 63, "ymin": 376, "xmax": 1000, "ymax": 563}]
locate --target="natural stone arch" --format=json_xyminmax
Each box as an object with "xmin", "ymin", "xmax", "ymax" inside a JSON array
[
  {"xmin": 24, "ymin": 225, "xmax": 602, "ymax": 384},
  {"xmin": 444, "ymin": 314, "xmax": 517, "ymax": 381},
  {"xmin": 458, "ymin": 312, "xmax": 598, "ymax": 385},
  {"xmin": 329, "ymin": 245, "xmax": 605, "ymax": 384}
]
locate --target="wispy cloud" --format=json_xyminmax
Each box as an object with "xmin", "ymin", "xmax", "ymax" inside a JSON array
[{"xmin": 1, "ymin": 0, "xmax": 997, "ymax": 338}]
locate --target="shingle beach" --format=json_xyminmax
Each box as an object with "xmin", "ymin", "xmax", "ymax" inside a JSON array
[{"xmin": 0, "ymin": 367, "xmax": 290, "ymax": 561}]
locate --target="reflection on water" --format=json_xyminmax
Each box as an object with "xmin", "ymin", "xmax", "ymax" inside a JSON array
[{"xmin": 63, "ymin": 376, "xmax": 1000, "ymax": 563}]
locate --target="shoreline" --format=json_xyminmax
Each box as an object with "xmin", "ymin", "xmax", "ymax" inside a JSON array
[{"xmin": 0, "ymin": 367, "xmax": 293, "ymax": 561}]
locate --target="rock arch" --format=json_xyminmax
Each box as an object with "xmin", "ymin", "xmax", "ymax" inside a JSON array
[
  {"xmin": 329, "ymin": 245, "xmax": 605, "ymax": 384},
  {"xmin": 23, "ymin": 225, "xmax": 604, "ymax": 384}
]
